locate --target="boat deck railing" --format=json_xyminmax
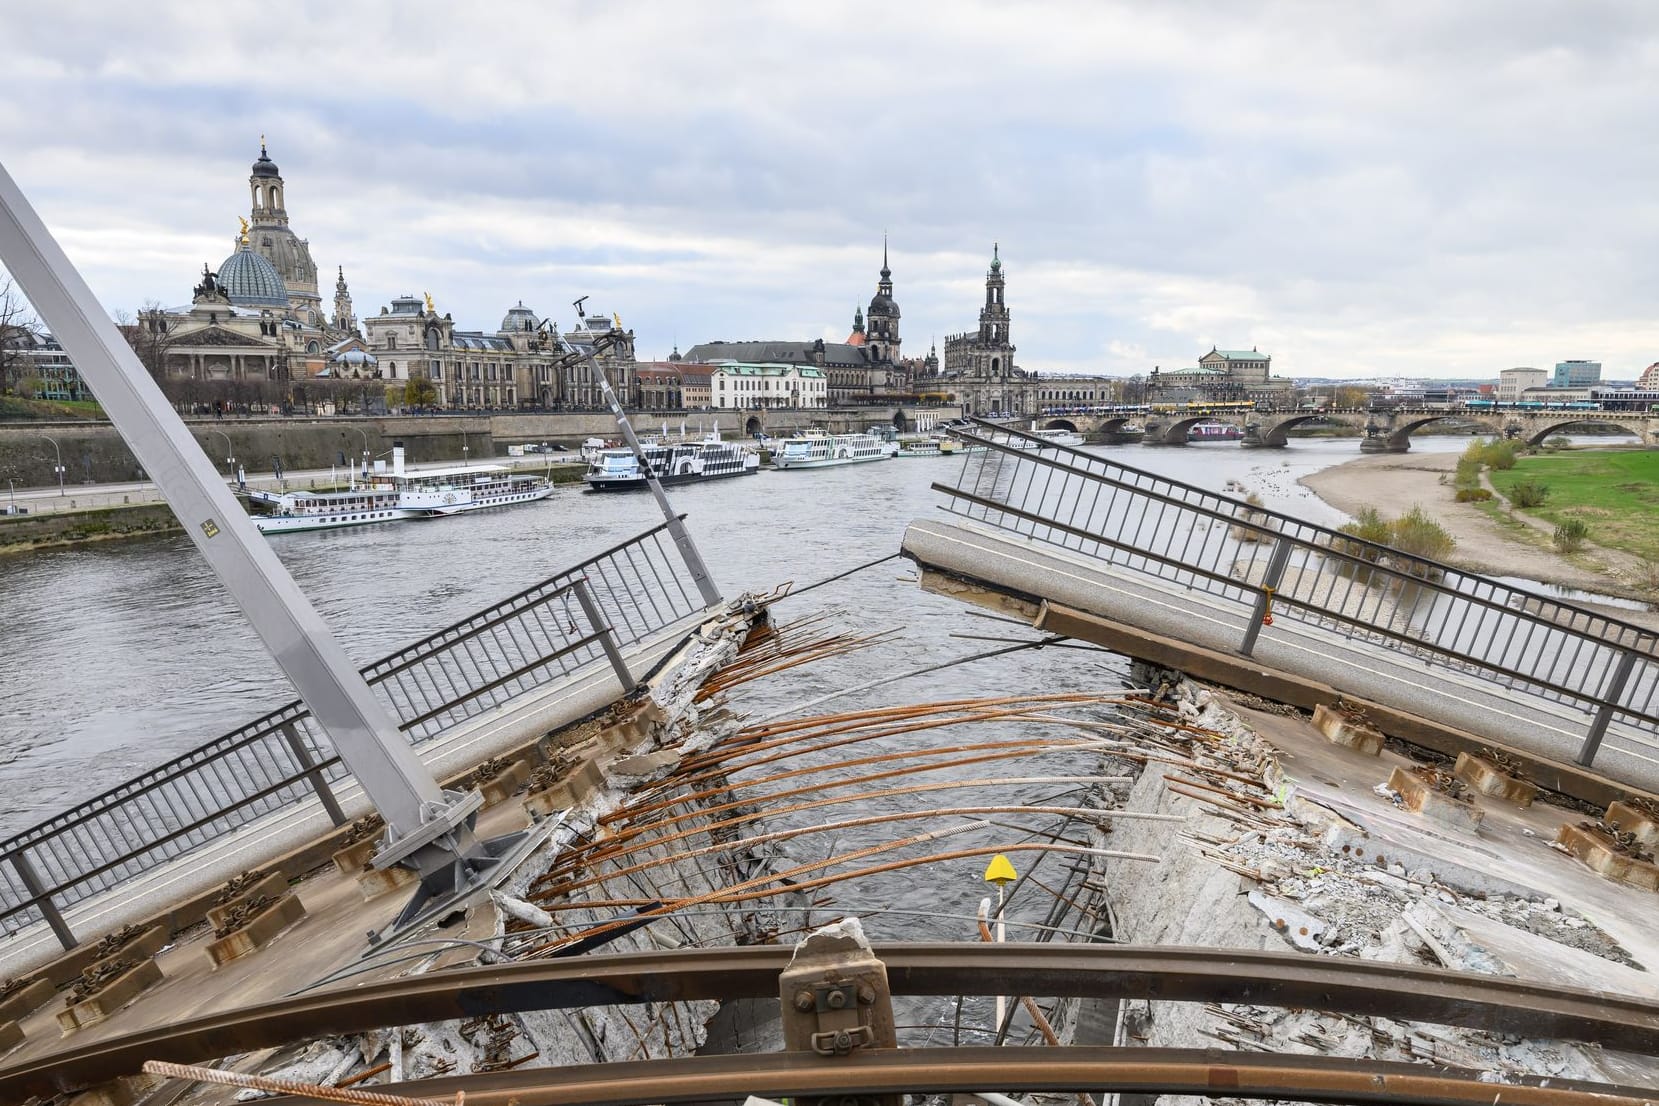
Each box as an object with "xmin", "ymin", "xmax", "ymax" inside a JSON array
[
  {"xmin": 0, "ymin": 520, "xmax": 712, "ymax": 950},
  {"xmin": 935, "ymin": 419, "xmax": 1659, "ymax": 775}
]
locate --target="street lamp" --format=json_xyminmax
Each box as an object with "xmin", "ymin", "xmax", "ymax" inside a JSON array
[
  {"xmin": 348, "ymin": 425, "xmax": 369, "ymax": 473},
  {"xmin": 38, "ymin": 433, "xmax": 63, "ymax": 496},
  {"xmin": 209, "ymin": 429, "xmax": 235, "ymax": 474}
]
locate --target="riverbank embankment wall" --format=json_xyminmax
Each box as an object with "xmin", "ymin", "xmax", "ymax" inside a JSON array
[{"xmin": 0, "ymin": 404, "xmax": 958, "ymax": 489}]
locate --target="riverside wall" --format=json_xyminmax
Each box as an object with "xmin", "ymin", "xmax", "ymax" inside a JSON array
[{"xmin": 0, "ymin": 405, "xmax": 954, "ymax": 489}]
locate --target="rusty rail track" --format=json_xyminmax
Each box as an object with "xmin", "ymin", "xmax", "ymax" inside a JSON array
[
  {"xmin": 253, "ymin": 1047, "xmax": 1659, "ymax": 1106},
  {"xmin": 7, "ymin": 943, "xmax": 1659, "ymax": 1099}
]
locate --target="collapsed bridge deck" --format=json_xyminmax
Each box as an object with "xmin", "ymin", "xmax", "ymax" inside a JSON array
[{"xmin": 902, "ymin": 421, "xmax": 1659, "ymax": 806}]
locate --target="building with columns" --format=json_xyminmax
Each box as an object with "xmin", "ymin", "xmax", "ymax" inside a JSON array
[
  {"xmin": 362, "ymin": 296, "xmax": 639, "ymax": 410},
  {"xmin": 1145, "ymin": 347, "xmax": 1292, "ymax": 402}
]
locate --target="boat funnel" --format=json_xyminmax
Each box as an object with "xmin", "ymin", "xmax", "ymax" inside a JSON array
[{"xmin": 392, "ymin": 441, "xmax": 406, "ymax": 477}]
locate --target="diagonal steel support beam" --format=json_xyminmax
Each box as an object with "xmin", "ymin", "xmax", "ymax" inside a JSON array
[{"xmin": 0, "ymin": 160, "xmax": 484, "ymax": 901}]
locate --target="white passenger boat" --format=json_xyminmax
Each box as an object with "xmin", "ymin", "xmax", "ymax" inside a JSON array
[
  {"xmin": 247, "ymin": 487, "xmax": 413, "ymax": 533},
  {"xmin": 892, "ymin": 435, "xmax": 961, "ymax": 458},
  {"xmin": 394, "ymin": 465, "xmax": 557, "ymax": 517},
  {"xmin": 248, "ymin": 446, "xmax": 554, "ymax": 533},
  {"xmin": 771, "ymin": 431, "xmax": 892, "ymax": 470},
  {"xmin": 1032, "ymin": 428, "xmax": 1086, "ymax": 447},
  {"xmin": 584, "ymin": 437, "xmax": 760, "ymax": 492}
]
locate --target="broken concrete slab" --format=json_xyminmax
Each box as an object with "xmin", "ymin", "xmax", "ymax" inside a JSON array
[{"xmin": 1247, "ymin": 889, "xmax": 1327, "ymax": 951}]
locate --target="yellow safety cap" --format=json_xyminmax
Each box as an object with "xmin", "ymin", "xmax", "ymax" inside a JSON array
[{"xmin": 983, "ymin": 854, "xmax": 1017, "ymax": 885}]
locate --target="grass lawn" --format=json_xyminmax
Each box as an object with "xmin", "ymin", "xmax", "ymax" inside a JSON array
[
  {"xmin": 1488, "ymin": 449, "xmax": 1659, "ymax": 561},
  {"xmin": 0, "ymin": 396, "xmax": 105, "ymax": 420}
]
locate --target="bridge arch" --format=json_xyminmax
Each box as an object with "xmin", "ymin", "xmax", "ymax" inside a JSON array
[
  {"xmin": 1523, "ymin": 419, "xmax": 1642, "ymax": 447},
  {"xmin": 1145, "ymin": 416, "xmax": 1240, "ymax": 445},
  {"xmin": 1042, "ymin": 418, "xmax": 1079, "ymax": 433},
  {"xmin": 1379, "ymin": 414, "xmax": 1457, "ymax": 450},
  {"xmin": 1254, "ymin": 413, "xmax": 1327, "ymax": 448},
  {"xmin": 745, "ymin": 416, "xmax": 763, "ymax": 436}
]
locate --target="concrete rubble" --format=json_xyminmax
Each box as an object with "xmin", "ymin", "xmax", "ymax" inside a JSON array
[
  {"xmin": 201, "ymin": 602, "xmax": 764, "ymax": 1096},
  {"xmin": 1107, "ymin": 666, "xmax": 1658, "ymax": 1104}
]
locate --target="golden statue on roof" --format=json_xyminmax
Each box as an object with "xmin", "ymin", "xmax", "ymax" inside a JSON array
[
  {"xmin": 613, "ymin": 312, "xmax": 623, "ymax": 329},
  {"xmin": 237, "ymin": 216, "xmax": 249, "ymax": 243},
  {"xmin": 424, "ymin": 291, "xmax": 436, "ymax": 313}
]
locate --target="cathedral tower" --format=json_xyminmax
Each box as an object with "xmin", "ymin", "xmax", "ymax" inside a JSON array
[
  {"xmin": 333, "ymin": 266, "xmax": 357, "ymax": 334},
  {"xmin": 978, "ymin": 242, "xmax": 1011, "ymax": 376},
  {"xmin": 865, "ymin": 237, "xmax": 901, "ymax": 366},
  {"xmin": 245, "ymin": 140, "xmax": 321, "ymax": 318}
]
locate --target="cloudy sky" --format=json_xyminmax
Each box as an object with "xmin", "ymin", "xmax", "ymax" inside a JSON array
[{"xmin": 4, "ymin": 1, "xmax": 1658, "ymax": 380}]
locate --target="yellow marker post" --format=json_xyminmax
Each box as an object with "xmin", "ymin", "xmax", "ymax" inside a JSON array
[{"xmin": 984, "ymin": 853, "xmax": 1017, "ymax": 1036}]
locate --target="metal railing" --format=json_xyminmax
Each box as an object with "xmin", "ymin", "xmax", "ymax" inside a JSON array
[
  {"xmin": 938, "ymin": 420, "xmax": 1659, "ymax": 770},
  {"xmin": 0, "ymin": 520, "xmax": 714, "ymax": 949}
]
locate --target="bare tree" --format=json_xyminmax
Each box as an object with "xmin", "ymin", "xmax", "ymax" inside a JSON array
[
  {"xmin": 0, "ymin": 273, "xmax": 41, "ymax": 397},
  {"xmin": 117, "ymin": 300, "xmax": 172, "ymax": 383}
]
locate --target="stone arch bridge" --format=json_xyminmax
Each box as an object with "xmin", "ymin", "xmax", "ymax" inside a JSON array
[{"xmin": 1036, "ymin": 408, "xmax": 1659, "ymax": 451}]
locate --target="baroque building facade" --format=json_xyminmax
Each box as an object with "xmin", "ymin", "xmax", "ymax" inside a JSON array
[
  {"xmin": 1145, "ymin": 347, "xmax": 1293, "ymax": 402},
  {"xmin": 135, "ymin": 144, "xmax": 647, "ymax": 409},
  {"xmin": 362, "ymin": 297, "xmax": 639, "ymax": 410},
  {"xmin": 137, "ymin": 144, "xmax": 358, "ymax": 387}
]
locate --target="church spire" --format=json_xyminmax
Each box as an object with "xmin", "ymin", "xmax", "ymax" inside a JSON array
[{"xmin": 881, "ymin": 233, "xmax": 890, "ymax": 280}]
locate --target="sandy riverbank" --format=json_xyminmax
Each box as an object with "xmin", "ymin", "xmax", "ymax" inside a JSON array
[{"xmin": 1299, "ymin": 451, "xmax": 1659, "ymax": 625}]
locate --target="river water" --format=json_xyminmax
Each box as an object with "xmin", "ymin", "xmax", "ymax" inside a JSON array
[{"xmin": 0, "ymin": 436, "xmax": 1467, "ymax": 842}]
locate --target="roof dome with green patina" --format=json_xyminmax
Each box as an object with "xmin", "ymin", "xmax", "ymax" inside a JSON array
[{"xmin": 217, "ymin": 242, "xmax": 289, "ymax": 308}]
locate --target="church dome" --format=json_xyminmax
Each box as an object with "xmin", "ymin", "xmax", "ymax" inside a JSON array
[
  {"xmin": 868, "ymin": 292, "xmax": 899, "ymax": 319},
  {"xmin": 251, "ymin": 143, "xmax": 280, "ymax": 179},
  {"xmin": 499, "ymin": 301, "xmax": 541, "ymax": 333},
  {"xmin": 217, "ymin": 243, "xmax": 290, "ymax": 308}
]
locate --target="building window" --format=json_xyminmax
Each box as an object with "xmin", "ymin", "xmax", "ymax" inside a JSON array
[{"xmin": 386, "ymin": 336, "xmax": 397, "ymax": 351}]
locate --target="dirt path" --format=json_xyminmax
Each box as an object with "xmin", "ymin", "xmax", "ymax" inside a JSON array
[{"xmin": 1299, "ymin": 451, "xmax": 1659, "ymax": 626}]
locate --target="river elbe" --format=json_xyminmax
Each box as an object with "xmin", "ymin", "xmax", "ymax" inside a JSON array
[{"xmin": 0, "ymin": 437, "xmax": 1464, "ymax": 840}]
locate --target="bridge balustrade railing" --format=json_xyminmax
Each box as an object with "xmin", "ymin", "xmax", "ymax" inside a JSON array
[
  {"xmin": 938, "ymin": 420, "xmax": 1659, "ymax": 773},
  {"xmin": 0, "ymin": 520, "xmax": 711, "ymax": 950}
]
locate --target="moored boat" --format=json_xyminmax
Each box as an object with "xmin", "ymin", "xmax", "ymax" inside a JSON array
[
  {"xmin": 248, "ymin": 445, "xmax": 555, "ymax": 533},
  {"xmin": 1189, "ymin": 420, "xmax": 1243, "ymax": 441},
  {"xmin": 247, "ymin": 487, "xmax": 412, "ymax": 533},
  {"xmin": 1031, "ymin": 427, "xmax": 1086, "ymax": 447},
  {"xmin": 771, "ymin": 431, "xmax": 891, "ymax": 470},
  {"xmin": 583, "ymin": 437, "xmax": 760, "ymax": 492}
]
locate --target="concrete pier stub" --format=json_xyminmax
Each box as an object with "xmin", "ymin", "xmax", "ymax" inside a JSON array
[
  {"xmin": 1386, "ymin": 766, "xmax": 1485, "ymax": 834},
  {"xmin": 777, "ymin": 918, "xmax": 897, "ymax": 1106},
  {"xmin": 1606, "ymin": 801, "xmax": 1659, "ymax": 847},
  {"xmin": 1313, "ymin": 702, "xmax": 1383, "ymax": 756},
  {"xmin": 1453, "ymin": 752, "xmax": 1539, "ymax": 808},
  {"xmin": 1554, "ymin": 823, "xmax": 1659, "ymax": 892}
]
